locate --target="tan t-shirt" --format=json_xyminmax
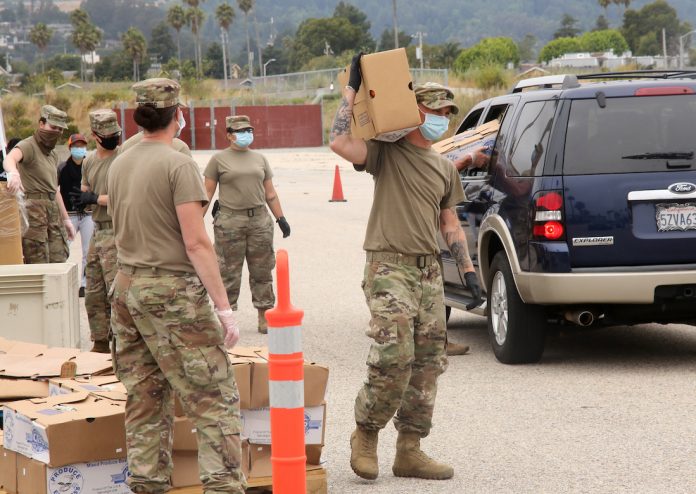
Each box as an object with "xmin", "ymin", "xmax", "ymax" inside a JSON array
[
  {"xmin": 81, "ymin": 152, "xmax": 117, "ymax": 222},
  {"xmin": 16, "ymin": 136, "xmax": 59, "ymax": 194},
  {"xmin": 107, "ymin": 142, "xmax": 208, "ymax": 272},
  {"xmin": 120, "ymin": 131, "xmax": 192, "ymax": 156},
  {"xmin": 360, "ymin": 139, "xmax": 466, "ymax": 255},
  {"xmin": 203, "ymin": 148, "xmax": 273, "ymax": 210}
]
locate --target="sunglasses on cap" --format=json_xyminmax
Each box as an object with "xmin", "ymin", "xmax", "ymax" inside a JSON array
[{"xmin": 227, "ymin": 128, "xmax": 253, "ymax": 134}]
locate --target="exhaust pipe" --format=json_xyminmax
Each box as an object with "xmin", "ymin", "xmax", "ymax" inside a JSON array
[{"xmin": 565, "ymin": 309, "xmax": 595, "ymax": 327}]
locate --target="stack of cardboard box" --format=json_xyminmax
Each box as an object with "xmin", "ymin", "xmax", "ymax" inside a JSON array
[{"xmin": 0, "ymin": 183, "xmax": 23, "ymax": 265}]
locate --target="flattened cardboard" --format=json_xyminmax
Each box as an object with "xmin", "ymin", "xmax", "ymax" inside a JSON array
[
  {"xmin": 48, "ymin": 376, "xmax": 123, "ymax": 397},
  {"xmin": 336, "ymin": 48, "xmax": 420, "ymax": 142},
  {"xmin": 0, "ymin": 378, "xmax": 49, "ymax": 400},
  {"xmin": 0, "ymin": 432, "xmax": 18, "ymax": 494},
  {"xmin": 433, "ymin": 120, "xmax": 500, "ymax": 162},
  {"xmin": 241, "ymin": 404, "xmax": 326, "ymax": 445},
  {"xmin": 0, "ymin": 349, "xmax": 112, "ymax": 379},
  {"xmin": 17, "ymin": 454, "xmax": 131, "ymax": 494},
  {"xmin": 4, "ymin": 392, "xmax": 127, "ymax": 467}
]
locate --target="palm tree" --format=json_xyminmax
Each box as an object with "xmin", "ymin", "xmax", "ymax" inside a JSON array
[
  {"xmin": 167, "ymin": 4, "xmax": 186, "ymax": 64},
  {"xmin": 29, "ymin": 22, "xmax": 53, "ymax": 74},
  {"xmin": 70, "ymin": 10, "xmax": 101, "ymax": 82},
  {"xmin": 237, "ymin": 0, "xmax": 253, "ymax": 76},
  {"xmin": 215, "ymin": 2, "xmax": 235, "ymax": 88},
  {"xmin": 122, "ymin": 27, "xmax": 147, "ymax": 82},
  {"xmin": 184, "ymin": 3, "xmax": 205, "ymax": 79}
]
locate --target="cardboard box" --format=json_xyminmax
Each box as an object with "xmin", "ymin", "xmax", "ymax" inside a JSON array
[
  {"xmin": 433, "ymin": 120, "xmax": 500, "ymax": 162},
  {"xmin": 336, "ymin": 48, "xmax": 420, "ymax": 142},
  {"xmin": 3, "ymin": 392, "xmax": 126, "ymax": 467},
  {"xmin": 48, "ymin": 376, "xmax": 125, "ymax": 397},
  {"xmin": 0, "ymin": 432, "xmax": 18, "ymax": 494},
  {"xmin": 172, "ymin": 451, "xmax": 200, "ymax": 488},
  {"xmin": 241, "ymin": 403, "xmax": 326, "ymax": 446},
  {"xmin": 243, "ymin": 442, "xmax": 324, "ymax": 480},
  {"xmin": 0, "ymin": 378, "xmax": 49, "ymax": 401},
  {"xmin": 0, "ymin": 183, "xmax": 23, "ymax": 265},
  {"xmin": 16, "ymin": 454, "xmax": 131, "ymax": 494},
  {"xmin": 173, "ymin": 416, "xmax": 197, "ymax": 451}
]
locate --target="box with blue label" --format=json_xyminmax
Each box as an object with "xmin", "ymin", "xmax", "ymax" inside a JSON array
[
  {"xmin": 2, "ymin": 391, "xmax": 126, "ymax": 467},
  {"xmin": 241, "ymin": 403, "xmax": 326, "ymax": 445},
  {"xmin": 17, "ymin": 454, "xmax": 131, "ymax": 494}
]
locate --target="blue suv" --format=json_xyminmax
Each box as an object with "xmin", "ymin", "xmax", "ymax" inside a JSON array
[{"xmin": 441, "ymin": 71, "xmax": 696, "ymax": 364}]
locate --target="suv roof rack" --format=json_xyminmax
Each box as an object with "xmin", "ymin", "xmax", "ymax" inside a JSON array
[
  {"xmin": 577, "ymin": 69, "xmax": 696, "ymax": 80},
  {"xmin": 511, "ymin": 74, "xmax": 580, "ymax": 93}
]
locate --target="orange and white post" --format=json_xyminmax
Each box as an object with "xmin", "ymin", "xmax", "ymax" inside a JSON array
[{"xmin": 265, "ymin": 249, "xmax": 306, "ymax": 493}]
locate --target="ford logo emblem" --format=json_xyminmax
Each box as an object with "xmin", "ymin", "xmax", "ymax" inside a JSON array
[{"xmin": 668, "ymin": 182, "xmax": 696, "ymax": 194}]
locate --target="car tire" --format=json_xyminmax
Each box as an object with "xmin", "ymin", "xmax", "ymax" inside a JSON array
[
  {"xmin": 445, "ymin": 305, "xmax": 451, "ymax": 323},
  {"xmin": 487, "ymin": 251, "xmax": 546, "ymax": 364}
]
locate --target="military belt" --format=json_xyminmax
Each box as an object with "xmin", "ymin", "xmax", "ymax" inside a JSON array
[
  {"xmin": 25, "ymin": 192, "xmax": 55, "ymax": 200},
  {"xmin": 94, "ymin": 220, "xmax": 113, "ymax": 230},
  {"xmin": 366, "ymin": 251, "xmax": 439, "ymax": 268},
  {"xmin": 221, "ymin": 205, "xmax": 265, "ymax": 217},
  {"xmin": 118, "ymin": 264, "xmax": 191, "ymax": 277}
]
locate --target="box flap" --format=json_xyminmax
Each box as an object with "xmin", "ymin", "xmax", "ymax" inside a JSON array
[{"xmin": 0, "ymin": 377, "xmax": 49, "ymax": 399}]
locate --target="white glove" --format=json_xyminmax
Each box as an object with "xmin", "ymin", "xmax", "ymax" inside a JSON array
[
  {"xmin": 215, "ymin": 308, "xmax": 239, "ymax": 348},
  {"xmin": 63, "ymin": 219, "xmax": 76, "ymax": 241},
  {"xmin": 6, "ymin": 171, "xmax": 23, "ymax": 194}
]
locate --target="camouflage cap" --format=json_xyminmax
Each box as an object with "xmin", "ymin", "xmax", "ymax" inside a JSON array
[
  {"xmin": 132, "ymin": 78, "xmax": 182, "ymax": 108},
  {"xmin": 413, "ymin": 82, "xmax": 459, "ymax": 115},
  {"xmin": 226, "ymin": 115, "xmax": 254, "ymax": 131},
  {"xmin": 89, "ymin": 109, "xmax": 121, "ymax": 135},
  {"xmin": 40, "ymin": 104, "xmax": 68, "ymax": 130}
]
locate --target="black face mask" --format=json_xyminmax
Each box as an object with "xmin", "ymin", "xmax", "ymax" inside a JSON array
[{"xmin": 97, "ymin": 133, "xmax": 120, "ymax": 150}]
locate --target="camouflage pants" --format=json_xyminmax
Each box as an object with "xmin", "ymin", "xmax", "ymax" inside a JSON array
[
  {"xmin": 355, "ymin": 260, "xmax": 448, "ymax": 437},
  {"xmin": 85, "ymin": 227, "xmax": 117, "ymax": 342},
  {"xmin": 213, "ymin": 208, "xmax": 275, "ymax": 310},
  {"xmin": 110, "ymin": 270, "xmax": 245, "ymax": 494},
  {"xmin": 22, "ymin": 198, "xmax": 69, "ymax": 263}
]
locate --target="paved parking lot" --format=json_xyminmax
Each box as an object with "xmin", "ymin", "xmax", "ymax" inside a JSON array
[{"xmin": 70, "ymin": 147, "xmax": 696, "ymax": 493}]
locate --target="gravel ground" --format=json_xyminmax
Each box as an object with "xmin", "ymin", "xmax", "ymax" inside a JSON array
[{"xmin": 69, "ymin": 147, "xmax": 696, "ymax": 493}]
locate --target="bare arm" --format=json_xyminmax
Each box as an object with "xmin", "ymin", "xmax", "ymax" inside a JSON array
[
  {"xmin": 55, "ymin": 188, "xmax": 76, "ymax": 240},
  {"xmin": 328, "ymin": 88, "xmax": 367, "ymax": 165},
  {"xmin": 176, "ymin": 201, "xmax": 230, "ymax": 311},
  {"xmin": 4, "ymin": 147, "xmax": 23, "ymax": 193},
  {"xmin": 263, "ymin": 179, "xmax": 284, "ymax": 219},
  {"xmin": 203, "ymin": 177, "xmax": 217, "ymax": 216},
  {"xmin": 439, "ymin": 207, "xmax": 474, "ymax": 273}
]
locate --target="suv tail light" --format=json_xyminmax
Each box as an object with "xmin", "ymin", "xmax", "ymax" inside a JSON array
[
  {"xmin": 532, "ymin": 191, "xmax": 565, "ymax": 240},
  {"xmin": 635, "ymin": 87, "xmax": 695, "ymax": 96}
]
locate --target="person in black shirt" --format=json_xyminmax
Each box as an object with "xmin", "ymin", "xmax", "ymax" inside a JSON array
[{"xmin": 58, "ymin": 133, "xmax": 93, "ymax": 296}]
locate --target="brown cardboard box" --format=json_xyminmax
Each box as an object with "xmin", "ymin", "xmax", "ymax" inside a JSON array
[
  {"xmin": 0, "ymin": 432, "xmax": 18, "ymax": 494},
  {"xmin": 433, "ymin": 120, "xmax": 500, "ymax": 162},
  {"xmin": 336, "ymin": 48, "xmax": 420, "ymax": 141},
  {"xmin": 171, "ymin": 451, "xmax": 201, "ymax": 488},
  {"xmin": 0, "ymin": 378, "xmax": 49, "ymax": 400},
  {"xmin": 48, "ymin": 375, "xmax": 125, "ymax": 397},
  {"xmin": 173, "ymin": 416, "xmax": 198, "ymax": 451},
  {"xmin": 0, "ymin": 183, "xmax": 23, "ymax": 265},
  {"xmin": 0, "ymin": 340, "xmax": 114, "ymax": 379},
  {"xmin": 3, "ymin": 392, "xmax": 126, "ymax": 467},
  {"xmin": 244, "ymin": 442, "xmax": 324, "ymax": 480}
]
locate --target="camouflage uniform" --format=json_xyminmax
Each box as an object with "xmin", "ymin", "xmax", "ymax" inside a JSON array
[
  {"xmin": 213, "ymin": 208, "xmax": 275, "ymax": 311},
  {"xmin": 21, "ymin": 105, "xmax": 70, "ymax": 264},
  {"xmin": 355, "ymin": 258, "xmax": 447, "ymax": 436},
  {"xmin": 84, "ymin": 110, "xmax": 121, "ymax": 344},
  {"xmin": 109, "ymin": 78, "xmax": 244, "ymax": 494}
]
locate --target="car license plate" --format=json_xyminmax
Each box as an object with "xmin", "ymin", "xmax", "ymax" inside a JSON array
[{"xmin": 656, "ymin": 203, "xmax": 696, "ymax": 231}]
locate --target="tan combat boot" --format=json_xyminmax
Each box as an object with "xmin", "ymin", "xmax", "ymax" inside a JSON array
[
  {"xmin": 446, "ymin": 341, "xmax": 470, "ymax": 356},
  {"xmin": 90, "ymin": 339, "xmax": 110, "ymax": 354},
  {"xmin": 350, "ymin": 426, "xmax": 379, "ymax": 480},
  {"xmin": 392, "ymin": 432, "xmax": 454, "ymax": 480},
  {"xmin": 257, "ymin": 309, "xmax": 268, "ymax": 334}
]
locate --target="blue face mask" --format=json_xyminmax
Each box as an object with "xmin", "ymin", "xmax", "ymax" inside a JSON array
[
  {"xmin": 70, "ymin": 147, "xmax": 87, "ymax": 160},
  {"xmin": 419, "ymin": 112, "xmax": 450, "ymax": 141},
  {"xmin": 235, "ymin": 131, "xmax": 254, "ymax": 148}
]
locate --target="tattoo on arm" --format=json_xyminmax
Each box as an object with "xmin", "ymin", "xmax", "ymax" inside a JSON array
[
  {"xmin": 329, "ymin": 97, "xmax": 352, "ymax": 143},
  {"xmin": 444, "ymin": 209, "xmax": 474, "ymax": 271}
]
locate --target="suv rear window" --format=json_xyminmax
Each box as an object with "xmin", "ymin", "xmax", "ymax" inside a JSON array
[{"xmin": 563, "ymin": 95, "xmax": 696, "ymax": 175}]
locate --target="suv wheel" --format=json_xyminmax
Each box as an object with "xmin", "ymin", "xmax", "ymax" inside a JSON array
[{"xmin": 487, "ymin": 252, "xmax": 546, "ymax": 364}]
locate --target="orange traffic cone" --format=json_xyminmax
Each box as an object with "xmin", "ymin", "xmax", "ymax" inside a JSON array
[{"xmin": 329, "ymin": 165, "xmax": 347, "ymax": 202}]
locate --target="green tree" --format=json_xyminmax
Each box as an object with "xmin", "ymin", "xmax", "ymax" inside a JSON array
[
  {"xmin": 430, "ymin": 41, "xmax": 461, "ymax": 68},
  {"xmin": 594, "ymin": 15, "xmax": 610, "ymax": 31},
  {"xmin": 598, "ymin": 0, "xmax": 612, "ymax": 16},
  {"xmin": 333, "ymin": 1, "xmax": 374, "ymax": 51},
  {"xmin": 291, "ymin": 17, "xmax": 363, "ymax": 70},
  {"xmin": 237, "ymin": 0, "xmax": 254, "ymax": 75},
  {"xmin": 453, "ymin": 37, "xmax": 519, "ymax": 74},
  {"xmin": 46, "ymin": 54, "xmax": 81, "ymax": 72},
  {"xmin": 539, "ymin": 37, "xmax": 582, "ymax": 63},
  {"xmin": 185, "ymin": 6, "xmax": 205, "ymax": 78},
  {"xmin": 554, "ymin": 14, "xmax": 581, "ymax": 39},
  {"xmin": 122, "ymin": 27, "xmax": 147, "ymax": 81},
  {"xmin": 204, "ymin": 42, "xmax": 224, "ymax": 78},
  {"xmin": 379, "ymin": 28, "xmax": 411, "ymax": 51},
  {"xmin": 167, "ymin": 4, "xmax": 186, "ymax": 64},
  {"xmin": 580, "ymin": 29, "xmax": 629, "ymax": 54},
  {"xmin": 215, "ymin": 2, "xmax": 235, "ymax": 86},
  {"xmin": 29, "ymin": 22, "xmax": 53, "ymax": 74},
  {"xmin": 149, "ymin": 21, "xmax": 176, "ymax": 64},
  {"xmin": 622, "ymin": 0, "xmax": 691, "ymax": 55},
  {"xmin": 70, "ymin": 9, "xmax": 102, "ymax": 82},
  {"xmin": 517, "ymin": 34, "xmax": 538, "ymax": 62}
]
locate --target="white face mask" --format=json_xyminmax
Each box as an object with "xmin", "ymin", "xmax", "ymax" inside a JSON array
[{"xmin": 175, "ymin": 109, "xmax": 186, "ymax": 138}]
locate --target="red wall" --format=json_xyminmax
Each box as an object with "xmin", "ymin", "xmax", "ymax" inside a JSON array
[{"xmin": 117, "ymin": 104, "xmax": 323, "ymax": 150}]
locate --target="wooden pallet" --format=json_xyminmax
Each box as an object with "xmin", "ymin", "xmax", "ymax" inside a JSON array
[{"xmin": 172, "ymin": 467, "xmax": 328, "ymax": 494}]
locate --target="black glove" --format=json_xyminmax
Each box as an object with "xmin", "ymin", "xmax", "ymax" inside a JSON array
[
  {"xmin": 464, "ymin": 271, "xmax": 483, "ymax": 310},
  {"xmin": 276, "ymin": 216, "xmax": 290, "ymax": 238},
  {"xmin": 348, "ymin": 52, "xmax": 363, "ymax": 92},
  {"xmin": 69, "ymin": 188, "xmax": 98, "ymax": 208},
  {"xmin": 211, "ymin": 199, "xmax": 220, "ymax": 217}
]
